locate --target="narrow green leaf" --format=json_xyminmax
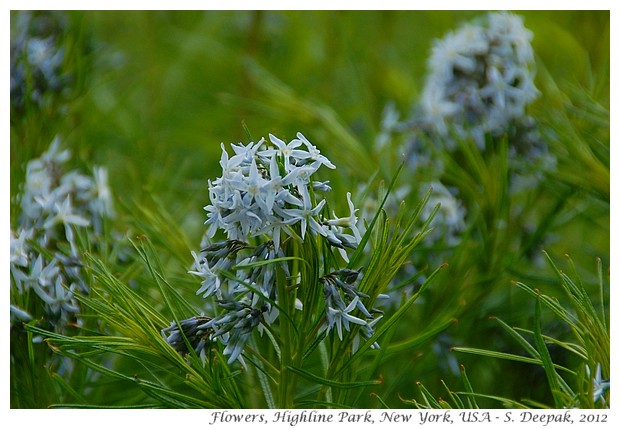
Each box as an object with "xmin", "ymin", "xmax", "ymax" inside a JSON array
[
  {"xmin": 241, "ymin": 120, "xmax": 255, "ymax": 142},
  {"xmin": 596, "ymin": 257, "xmax": 608, "ymax": 332},
  {"xmin": 287, "ymin": 366, "xmax": 380, "ymax": 389},
  {"xmin": 336, "ymin": 263, "xmax": 443, "ymax": 376},
  {"xmin": 234, "ymin": 256, "xmax": 309, "ymax": 270},
  {"xmin": 454, "ymin": 392, "xmax": 529, "ymax": 409},
  {"xmin": 48, "ymin": 370, "xmax": 88, "ymax": 404},
  {"xmin": 256, "ymin": 362, "xmax": 276, "ymax": 409},
  {"xmin": 533, "ymin": 295, "xmax": 563, "ymax": 408},
  {"xmin": 452, "ymin": 347, "xmax": 575, "ymax": 375},
  {"xmin": 441, "ymin": 380, "xmax": 464, "ymax": 409},
  {"xmin": 294, "ymin": 400, "xmax": 353, "ymax": 409},
  {"xmin": 416, "ymin": 381, "xmax": 442, "ymax": 409},
  {"xmin": 492, "ymin": 317, "xmax": 540, "ymax": 359},
  {"xmin": 513, "ymin": 281, "xmax": 583, "ymax": 336},
  {"xmin": 371, "ymin": 392, "xmax": 391, "ymax": 409},
  {"xmin": 303, "ymin": 328, "xmax": 328, "ymax": 361},
  {"xmin": 138, "ymin": 380, "xmax": 215, "ymax": 408},
  {"xmin": 386, "ymin": 317, "xmax": 455, "ymax": 354},
  {"xmin": 348, "ymin": 162, "xmax": 405, "ymax": 268},
  {"xmin": 459, "ymin": 365, "xmax": 478, "ymax": 409},
  {"xmin": 513, "ymin": 327, "xmax": 587, "ymax": 360},
  {"xmin": 50, "ymin": 404, "xmax": 158, "ymax": 409}
]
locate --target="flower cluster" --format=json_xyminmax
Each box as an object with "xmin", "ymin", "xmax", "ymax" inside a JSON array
[
  {"xmin": 417, "ymin": 12, "xmax": 539, "ymax": 149},
  {"xmin": 367, "ymin": 12, "xmax": 552, "ymax": 278},
  {"xmin": 163, "ymin": 133, "xmax": 380, "ymax": 364},
  {"xmin": 10, "ymin": 11, "xmax": 71, "ymax": 110},
  {"xmin": 203, "ymin": 133, "xmax": 360, "ymax": 248},
  {"xmin": 185, "ymin": 238, "xmax": 285, "ymax": 364},
  {"xmin": 160, "ymin": 316, "xmax": 213, "ymax": 356},
  {"xmin": 320, "ymin": 269, "xmax": 386, "ymax": 352},
  {"xmin": 10, "ymin": 137, "xmax": 115, "ymax": 330}
]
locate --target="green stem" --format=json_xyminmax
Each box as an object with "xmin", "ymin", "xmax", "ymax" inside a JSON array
[{"xmin": 276, "ymin": 261, "xmax": 293, "ymax": 408}]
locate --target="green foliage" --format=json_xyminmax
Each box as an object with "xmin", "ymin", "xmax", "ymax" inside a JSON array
[
  {"xmin": 17, "ymin": 179, "xmax": 439, "ymax": 409},
  {"xmin": 24, "ymin": 239, "xmax": 245, "ymax": 408},
  {"xmin": 412, "ymin": 253, "xmax": 609, "ymax": 409}
]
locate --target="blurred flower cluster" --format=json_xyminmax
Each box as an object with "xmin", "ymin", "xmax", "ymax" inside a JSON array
[
  {"xmin": 163, "ymin": 133, "xmax": 383, "ymax": 363},
  {"xmin": 416, "ymin": 11, "xmax": 539, "ymax": 150},
  {"xmin": 364, "ymin": 12, "xmax": 545, "ymax": 313},
  {"xmin": 420, "ymin": 181, "xmax": 467, "ymax": 248},
  {"xmin": 370, "ymin": 12, "xmax": 556, "ymax": 266},
  {"xmin": 407, "ymin": 12, "xmax": 555, "ymax": 190},
  {"xmin": 10, "ymin": 11, "xmax": 72, "ymax": 110},
  {"xmin": 10, "ymin": 137, "xmax": 114, "ymax": 331},
  {"xmin": 367, "ymin": 12, "xmax": 564, "ymax": 375}
]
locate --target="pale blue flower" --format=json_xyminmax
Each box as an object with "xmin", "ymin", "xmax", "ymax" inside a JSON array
[
  {"xmin": 11, "ymin": 137, "xmax": 116, "ymax": 330},
  {"xmin": 352, "ymin": 315, "xmax": 383, "ymax": 353},
  {"xmin": 487, "ymin": 12, "xmax": 535, "ymax": 63},
  {"xmin": 312, "ymin": 180, "xmax": 332, "ymax": 193},
  {"xmin": 325, "ymin": 192, "xmax": 362, "ymax": 243},
  {"xmin": 10, "ymin": 304, "xmax": 33, "ymax": 323},
  {"xmin": 259, "ymin": 134, "xmax": 304, "ymax": 172},
  {"xmin": 47, "ymin": 278, "xmax": 81, "ymax": 316},
  {"xmin": 43, "ymin": 195, "xmax": 91, "ymax": 230},
  {"xmin": 203, "ymin": 300, "xmax": 264, "ymax": 364},
  {"xmin": 419, "ymin": 83, "xmax": 461, "ymax": 137},
  {"xmin": 587, "ymin": 363, "xmax": 610, "ymax": 405},
  {"xmin": 10, "ymin": 228, "xmax": 33, "ymax": 267},
  {"xmin": 295, "ymin": 132, "xmax": 336, "ymax": 170},
  {"xmin": 91, "ymin": 167, "xmax": 115, "ymax": 218},
  {"xmin": 278, "ymin": 185, "xmax": 327, "ymax": 239},
  {"xmin": 189, "ymin": 250, "xmax": 223, "ymax": 299},
  {"xmin": 218, "ymin": 142, "xmax": 244, "ymax": 176},
  {"xmin": 230, "ymin": 139, "xmax": 263, "ymax": 164},
  {"xmin": 326, "ymin": 296, "xmax": 368, "ymax": 341},
  {"xmin": 263, "ymin": 154, "xmax": 303, "ymax": 211}
]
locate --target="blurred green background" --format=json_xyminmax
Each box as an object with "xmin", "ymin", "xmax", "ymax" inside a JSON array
[
  {"xmin": 11, "ymin": 10, "xmax": 609, "ymax": 213},
  {"xmin": 10, "ymin": 10, "xmax": 609, "ymax": 408}
]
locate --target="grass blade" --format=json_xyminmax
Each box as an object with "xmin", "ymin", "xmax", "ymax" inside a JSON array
[
  {"xmin": 452, "ymin": 347, "xmax": 575, "ymax": 375},
  {"xmin": 287, "ymin": 366, "xmax": 380, "ymax": 389},
  {"xmin": 533, "ymin": 295, "xmax": 564, "ymax": 408}
]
